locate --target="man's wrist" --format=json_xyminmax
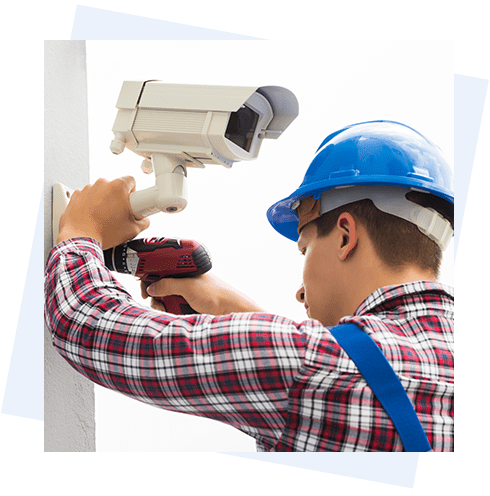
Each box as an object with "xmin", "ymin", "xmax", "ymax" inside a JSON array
[{"xmin": 56, "ymin": 228, "xmax": 102, "ymax": 246}]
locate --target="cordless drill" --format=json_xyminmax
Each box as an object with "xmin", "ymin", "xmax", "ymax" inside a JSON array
[{"xmin": 103, "ymin": 237, "xmax": 212, "ymax": 315}]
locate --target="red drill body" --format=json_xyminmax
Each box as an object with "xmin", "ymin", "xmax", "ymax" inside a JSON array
[{"xmin": 103, "ymin": 237, "xmax": 212, "ymax": 314}]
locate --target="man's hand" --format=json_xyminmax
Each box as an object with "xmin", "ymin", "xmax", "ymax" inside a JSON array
[
  {"xmin": 57, "ymin": 177, "xmax": 150, "ymax": 250},
  {"xmin": 140, "ymin": 273, "xmax": 266, "ymax": 316}
]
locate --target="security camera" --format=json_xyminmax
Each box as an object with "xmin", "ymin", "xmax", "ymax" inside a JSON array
[{"xmin": 110, "ymin": 80, "xmax": 299, "ymax": 216}]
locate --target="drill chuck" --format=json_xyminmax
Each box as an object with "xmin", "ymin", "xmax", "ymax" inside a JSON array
[{"xmin": 103, "ymin": 243, "xmax": 132, "ymax": 274}]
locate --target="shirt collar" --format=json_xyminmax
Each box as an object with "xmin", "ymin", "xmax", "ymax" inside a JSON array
[{"xmin": 354, "ymin": 280, "xmax": 454, "ymax": 317}]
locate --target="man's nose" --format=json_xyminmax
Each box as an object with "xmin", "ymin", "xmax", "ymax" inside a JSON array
[{"xmin": 296, "ymin": 284, "xmax": 305, "ymax": 303}]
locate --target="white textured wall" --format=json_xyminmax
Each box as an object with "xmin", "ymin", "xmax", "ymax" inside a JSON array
[{"xmin": 44, "ymin": 41, "xmax": 95, "ymax": 452}]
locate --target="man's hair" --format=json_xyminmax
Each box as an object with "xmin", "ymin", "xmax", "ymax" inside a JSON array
[{"xmin": 312, "ymin": 192, "xmax": 453, "ymax": 279}]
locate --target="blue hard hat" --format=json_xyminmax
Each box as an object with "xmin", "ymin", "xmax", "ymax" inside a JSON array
[{"xmin": 267, "ymin": 120, "xmax": 454, "ymax": 241}]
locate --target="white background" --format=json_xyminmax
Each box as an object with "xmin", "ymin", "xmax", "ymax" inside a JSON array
[{"xmin": 85, "ymin": 40, "xmax": 454, "ymax": 451}]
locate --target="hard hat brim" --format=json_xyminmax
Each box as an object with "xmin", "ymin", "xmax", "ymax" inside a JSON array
[{"xmin": 267, "ymin": 175, "xmax": 454, "ymax": 242}]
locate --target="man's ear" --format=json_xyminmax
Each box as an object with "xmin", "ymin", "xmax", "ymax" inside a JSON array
[{"xmin": 336, "ymin": 212, "xmax": 358, "ymax": 261}]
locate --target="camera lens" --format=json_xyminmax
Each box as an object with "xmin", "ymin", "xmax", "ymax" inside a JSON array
[{"xmin": 225, "ymin": 105, "xmax": 260, "ymax": 152}]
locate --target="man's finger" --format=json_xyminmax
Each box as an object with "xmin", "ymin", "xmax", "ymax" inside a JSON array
[
  {"xmin": 147, "ymin": 278, "xmax": 186, "ymax": 297},
  {"xmin": 147, "ymin": 279, "xmax": 168, "ymax": 297},
  {"xmin": 150, "ymin": 298, "xmax": 166, "ymax": 312},
  {"xmin": 140, "ymin": 281, "xmax": 149, "ymax": 299},
  {"xmin": 120, "ymin": 175, "xmax": 136, "ymax": 193}
]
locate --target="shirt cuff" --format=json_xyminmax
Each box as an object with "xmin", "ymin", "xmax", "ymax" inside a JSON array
[{"xmin": 46, "ymin": 237, "xmax": 104, "ymax": 268}]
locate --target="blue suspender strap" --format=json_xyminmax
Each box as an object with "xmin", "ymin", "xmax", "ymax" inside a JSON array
[{"xmin": 329, "ymin": 323, "xmax": 431, "ymax": 452}]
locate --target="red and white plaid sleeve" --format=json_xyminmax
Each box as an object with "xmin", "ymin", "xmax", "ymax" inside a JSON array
[{"xmin": 44, "ymin": 238, "xmax": 308, "ymax": 447}]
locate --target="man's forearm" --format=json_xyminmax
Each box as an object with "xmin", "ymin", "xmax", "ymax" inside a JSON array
[
  {"xmin": 144, "ymin": 272, "xmax": 267, "ymax": 316},
  {"xmin": 210, "ymin": 282, "xmax": 267, "ymax": 315}
]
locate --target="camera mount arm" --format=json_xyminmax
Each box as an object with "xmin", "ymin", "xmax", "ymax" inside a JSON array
[{"xmin": 129, "ymin": 153, "xmax": 188, "ymax": 216}]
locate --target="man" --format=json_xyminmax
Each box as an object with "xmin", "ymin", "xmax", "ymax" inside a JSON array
[{"xmin": 45, "ymin": 120, "xmax": 454, "ymax": 451}]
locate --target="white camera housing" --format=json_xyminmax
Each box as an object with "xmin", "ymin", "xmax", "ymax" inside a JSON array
[{"xmin": 110, "ymin": 80, "xmax": 299, "ymax": 216}]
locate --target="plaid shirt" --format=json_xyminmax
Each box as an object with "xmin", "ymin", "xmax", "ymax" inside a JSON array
[{"xmin": 44, "ymin": 238, "xmax": 454, "ymax": 451}]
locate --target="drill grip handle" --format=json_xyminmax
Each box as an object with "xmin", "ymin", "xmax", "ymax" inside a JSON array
[
  {"xmin": 141, "ymin": 280, "xmax": 199, "ymax": 315},
  {"xmin": 155, "ymin": 295, "xmax": 198, "ymax": 315}
]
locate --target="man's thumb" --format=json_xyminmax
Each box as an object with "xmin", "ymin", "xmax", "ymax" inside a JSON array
[{"xmin": 140, "ymin": 217, "xmax": 151, "ymax": 230}]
